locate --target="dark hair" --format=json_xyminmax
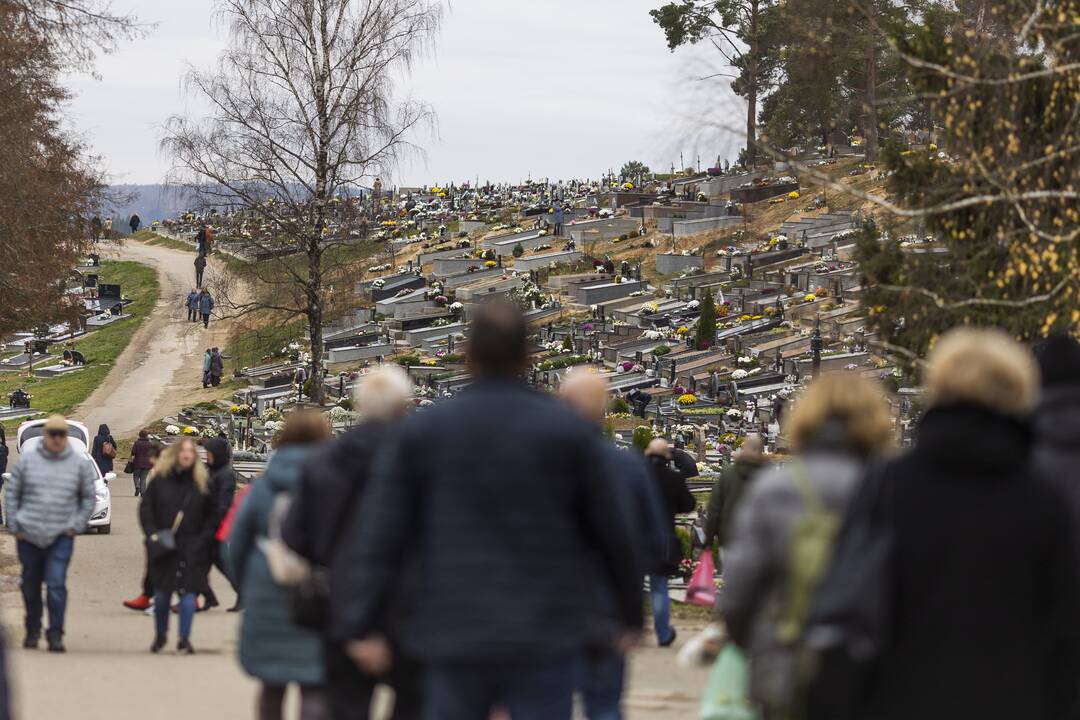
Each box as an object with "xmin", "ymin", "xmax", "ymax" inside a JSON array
[
  {"xmin": 467, "ymin": 301, "xmax": 528, "ymax": 378},
  {"xmin": 274, "ymin": 409, "xmax": 331, "ymax": 448},
  {"xmin": 138, "ymin": 429, "xmax": 149, "ymax": 439}
]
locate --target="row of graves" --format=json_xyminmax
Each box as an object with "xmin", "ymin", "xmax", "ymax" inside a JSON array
[{"xmin": 0, "ymin": 259, "xmax": 133, "ymax": 422}]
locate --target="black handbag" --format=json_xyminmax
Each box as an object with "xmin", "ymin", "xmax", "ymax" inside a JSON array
[
  {"xmin": 146, "ymin": 490, "xmax": 192, "ymax": 562},
  {"xmin": 123, "ymin": 459, "xmax": 135, "ymax": 475},
  {"xmin": 290, "ymin": 566, "xmax": 331, "ymax": 630}
]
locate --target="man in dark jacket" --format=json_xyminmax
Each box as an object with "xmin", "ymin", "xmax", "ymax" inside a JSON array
[
  {"xmin": 129, "ymin": 214, "xmax": 141, "ymax": 234},
  {"xmin": 203, "ymin": 437, "xmax": 238, "ymax": 611},
  {"xmin": 1033, "ymin": 334, "xmax": 1080, "ymax": 513},
  {"xmin": 194, "ymin": 254, "xmax": 207, "ymax": 289},
  {"xmin": 185, "ymin": 290, "xmax": 199, "ymax": 323},
  {"xmin": 703, "ymin": 434, "xmax": 766, "ymax": 560},
  {"xmin": 283, "ymin": 365, "xmax": 418, "ymax": 720},
  {"xmin": 644, "ymin": 438, "xmax": 695, "ymax": 648},
  {"xmin": 333, "ymin": 302, "xmax": 642, "ymax": 719}
]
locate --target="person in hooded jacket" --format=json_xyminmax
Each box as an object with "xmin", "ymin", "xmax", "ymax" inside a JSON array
[
  {"xmin": 129, "ymin": 430, "xmax": 155, "ymax": 497},
  {"xmin": 185, "ymin": 290, "xmax": 200, "ymax": 323},
  {"xmin": 140, "ymin": 437, "xmax": 215, "ymax": 654},
  {"xmin": 1033, "ymin": 334, "xmax": 1080, "ymax": 514},
  {"xmin": 199, "ymin": 290, "xmax": 215, "ymax": 329},
  {"xmin": 229, "ymin": 410, "xmax": 331, "ymax": 720},
  {"xmin": 644, "ymin": 437, "xmax": 695, "ymax": 648},
  {"xmin": 282, "ymin": 366, "xmax": 420, "ymax": 720},
  {"xmin": 202, "ymin": 349, "xmax": 212, "ymax": 388},
  {"xmin": 203, "ymin": 437, "xmax": 239, "ymax": 611},
  {"xmin": 847, "ymin": 329, "xmax": 1080, "ymax": 720},
  {"xmin": 720, "ymin": 374, "xmax": 893, "ymax": 717},
  {"xmin": 209, "ymin": 348, "xmax": 225, "ymax": 387},
  {"xmin": 90, "ymin": 424, "xmax": 116, "ymax": 476}
]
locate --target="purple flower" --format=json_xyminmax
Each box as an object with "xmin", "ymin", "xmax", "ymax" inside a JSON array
[{"xmin": 621, "ymin": 361, "xmax": 634, "ymax": 371}]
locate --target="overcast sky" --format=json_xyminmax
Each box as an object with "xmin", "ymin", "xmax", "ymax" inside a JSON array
[{"xmin": 64, "ymin": 0, "xmax": 745, "ymax": 187}]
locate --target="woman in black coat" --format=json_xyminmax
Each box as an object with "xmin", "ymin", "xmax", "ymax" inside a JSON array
[
  {"xmin": 91, "ymin": 423, "xmax": 115, "ymax": 475},
  {"xmin": 854, "ymin": 329, "xmax": 1080, "ymax": 720},
  {"xmin": 139, "ymin": 437, "xmax": 215, "ymax": 655},
  {"xmin": 0, "ymin": 424, "xmax": 8, "ymax": 475}
]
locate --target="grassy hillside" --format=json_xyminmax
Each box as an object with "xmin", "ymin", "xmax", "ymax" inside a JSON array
[{"xmin": 1, "ymin": 260, "xmax": 159, "ymax": 433}]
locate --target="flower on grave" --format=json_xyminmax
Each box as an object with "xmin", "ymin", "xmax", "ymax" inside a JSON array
[
  {"xmin": 328, "ymin": 405, "xmax": 354, "ymax": 422},
  {"xmin": 621, "ymin": 361, "xmax": 635, "ymax": 372},
  {"xmin": 434, "ymin": 295, "xmax": 449, "ymax": 306},
  {"xmin": 726, "ymin": 408, "xmax": 743, "ymax": 419},
  {"xmin": 265, "ymin": 420, "xmax": 285, "ymax": 433},
  {"xmin": 229, "ymin": 404, "xmax": 253, "ymax": 416},
  {"xmin": 740, "ymin": 314, "xmax": 752, "ymax": 322},
  {"xmin": 788, "ymin": 191, "xmax": 800, "ymax": 200},
  {"xmin": 165, "ymin": 424, "xmax": 181, "ymax": 436},
  {"xmin": 641, "ymin": 301, "xmax": 660, "ymax": 314},
  {"xmin": 677, "ymin": 393, "xmax": 697, "ymax": 406},
  {"xmin": 484, "ymin": 260, "xmax": 497, "ymax": 269},
  {"xmin": 675, "ymin": 326, "xmax": 689, "ymax": 335},
  {"xmin": 737, "ymin": 356, "xmax": 753, "ymax": 365},
  {"xmin": 582, "ymin": 323, "xmax": 594, "ymax": 331},
  {"xmin": 804, "ymin": 293, "xmax": 817, "ymax": 302},
  {"xmin": 686, "ymin": 300, "xmax": 700, "ymax": 310},
  {"xmin": 449, "ymin": 301, "xmax": 464, "ymax": 313},
  {"xmin": 371, "ymin": 278, "xmax": 386, "ymax": 289},
  {"xmin": 731, "ymin": 369, "xmax": 749, "ymax": 380},
  {"xmin": 673, "ymin": 385, "xmax": 686, "ymax": 395},
  {"xmin": 182, "ymin": 426, "xmax": 198, "ymax": 436},
  {"xmin": 263, "ymin": 408, "xmax": 283, "ymax": 421}
]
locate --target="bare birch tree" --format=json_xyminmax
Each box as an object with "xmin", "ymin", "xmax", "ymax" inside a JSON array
[{"xmin": 164, "ymin": 0, "xmax": 440, "ymax": 403}]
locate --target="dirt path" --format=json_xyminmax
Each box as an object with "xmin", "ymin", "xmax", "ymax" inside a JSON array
[{"xmin": 74, "ymin": 240, "xmax": 239, "ymax": 438}]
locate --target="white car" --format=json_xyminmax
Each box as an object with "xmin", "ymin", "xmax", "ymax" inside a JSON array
[{"xmin": 1, "ymin": 418, "xmax": 113, "ymax": 534}]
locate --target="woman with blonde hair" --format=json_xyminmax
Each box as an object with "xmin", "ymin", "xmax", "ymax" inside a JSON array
[
  {"xmin": 139, "ymin": 437, "xmax": 215, "ymax": 654},
  {"xmin": 719, "ymin": 371, "xmax": 893, "ymax": 717},
  {"xmin": 852, "ymin": 328, "xmax": 1080, "ymax": 720}
]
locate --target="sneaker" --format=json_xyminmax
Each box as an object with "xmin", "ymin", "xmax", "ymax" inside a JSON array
[
  {"xmin": 45, "ymin": 631, "xmax": 65, "ymax": 653},
  {"xmin": 177, "ymin": 639, "xmax": 195, "ymax": 655},
  {"xmin": 123, "ymin": 594, "xmax": 152, "ymax": 611},
  {"xmin": 150, "ymin": 634, "xmax": 167, "ymax": 653},
  {"xmin": 23, "ymin": 632, "xmax": 39, "ymax": 650},
  {"xmin": 226, "ymin": 602, "xmax": 242, "ymax": 613}
]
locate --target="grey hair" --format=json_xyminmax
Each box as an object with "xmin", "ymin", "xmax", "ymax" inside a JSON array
[{"xmin": 354, "ymin": 365, "xmax": 414, "ymax": 421}]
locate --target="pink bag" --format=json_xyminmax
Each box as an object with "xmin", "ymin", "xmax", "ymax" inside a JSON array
[{"xmin": 686, "ymin": 553, "xmax": 717, "ymax": 607}]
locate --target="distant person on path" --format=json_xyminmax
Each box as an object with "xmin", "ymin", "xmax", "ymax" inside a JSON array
[
  {"xmin": 140, "ymin": 437, "xmax": 215, "ymax": 654},
  {"xmin": 129, "ymin": 214, "xmax": 141, "ymax": 234},
  {"xmin": 90, "ymin": 423, "xmax": 116, "ymax": 476},
  {"xmin": 5, "ymin": 415, "xmax": 97, "ymax": 652},
  {"xmin": 283, "ymin": 366, "xmax": 419, "ymax": 720},
  {"xmin": 720, "ymin": 374, "xmax": 892, "ymax": 717},
  {"xmin": 209, "ymin": 348, "xmax": 225, "ymax": 387},
  {"xmin": 199, "ymin": 290, "xmax": 215, "ymax": 329},
  {"xmin": 703, "ymin": 434, "xmax": 766, "ymax": 560},
  {"xmin": 124, "ymin": 440, "xmax": 165, "ymax": 613},
  {"xmin": 203, "ymin": 437, "xmax": 239, "ymax": 612},
  {"xmin": 334, "ymin": 302, "xmax": 642, "ymax": 720},
  {"xmin": 553, "ymin": 202, "xmax": 565, "ymax": 236},
  {"xmin": 185, "ymin": 290, "xmax": 199, "ymax": 322},
  {"xmin": 129, "ymin": 430, "xmax": 155, "ymax": 497},
  {"xmin": 560, "ymin": 371, "xmax": 663, "ymax": 720},
  {"xmin": 0, "ymin": 425, "xmax": 8, "ymax": 476},
  {"xmin": 194, "ymin": 254, "xmax": 207, "ymax": 289},
  {"xmin": 202, "ymin": 348, "xmax": 212, "ymax": 389},
  {"xmin": 229, "ymin": 411, "xmax": 331, "ymax": 720},
  {"xmin": 196, "ymin": 223, "xmax": 208, "ymax": 256},
  {"xmin": 643, "ymin": 437, "xmax": 695, "ymax": 648}
]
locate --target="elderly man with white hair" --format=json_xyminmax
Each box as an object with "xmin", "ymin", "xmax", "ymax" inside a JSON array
[{"xmin": 281, "ymin": 365, "xmax": 421, "ymax": 720}]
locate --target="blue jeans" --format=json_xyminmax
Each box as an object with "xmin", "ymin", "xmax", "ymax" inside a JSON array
[
  {"xmin": 154, "ymin": 591, "xmax": 196, "ymax": 639},
  {"xmin": 578, "ymin": 651, "xmax": 626, "ymax": 720},
  {"xmin": 17, "ymin": 534, "xmax": 74, "ymax": 636},
  {"xmin": 649, "ymin": 575, "xmax": 674, "ymax": 645},
  {"xmin": 425, "ymin": 657, "xmax": 576, "ymax": 720}
]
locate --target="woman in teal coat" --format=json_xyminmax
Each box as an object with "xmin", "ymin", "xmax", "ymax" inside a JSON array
[{"xmin": 228, "ymin": 411, "xmax": 331, "ymax": 719}]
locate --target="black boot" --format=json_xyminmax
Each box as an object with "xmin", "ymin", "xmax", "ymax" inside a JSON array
[
  {"xmin": 23, "ymin": 630, "xmax": 39, "ymax": 650},
  {"xmin": 150, "ymin": 634, "xmax": 167, "ymax": 653},
  {"xmin": 45, "ymin": 630, "xmax": 65, "ymax": 653},
  {"xmin": 177, "ymin": 638, "xmax": 195, "ymax": 655}
]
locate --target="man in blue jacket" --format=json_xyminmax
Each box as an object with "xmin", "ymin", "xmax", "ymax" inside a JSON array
[
  {"xmin": 185, "ymin": 290, "xmax": 199, "ymax": 323},
  {"xmin": 334, "ymin": 302, "xmax": 643, "ymax": 720}
]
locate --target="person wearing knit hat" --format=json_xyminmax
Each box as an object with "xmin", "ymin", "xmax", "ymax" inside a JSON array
[{"xmin": 1033, "ymin": 334, "xmax": 1080, "ymax": 514}]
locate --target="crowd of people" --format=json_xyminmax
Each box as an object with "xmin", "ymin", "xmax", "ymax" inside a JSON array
[{"xmin": 4, "ymin": 302, "xmax": 1080, "ymax": 720}]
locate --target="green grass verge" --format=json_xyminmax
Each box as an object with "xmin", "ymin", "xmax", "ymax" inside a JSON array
[{"xmin": 1, "ymin": 260, "xmax": 159, "ymax": 434}]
